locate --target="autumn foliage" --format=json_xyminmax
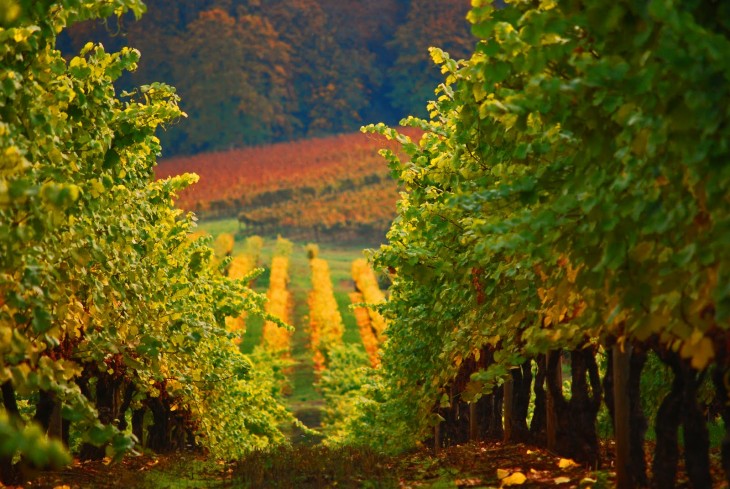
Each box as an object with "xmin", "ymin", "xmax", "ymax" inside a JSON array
[
  {"xmin": 155, "ymin": 129, "xmax": 421, "ymax": 241},
  {"xmin": 261, "ymin": 242, "xmax": 293, "ymax": 354},
  {"xmin": 307, "ymin": 257, "xmax": 345, "ymax": 372},
  {"xmin": 349, "ymin": 292, "xmax": 379, "ymax": 368},
  {"xmin": 351, "ymin": 259, "xmax": 387, "ymax": 341}
]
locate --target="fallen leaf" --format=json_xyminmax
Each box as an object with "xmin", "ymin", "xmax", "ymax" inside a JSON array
[
  {"xmin": 501, "ymin": 472, "xmax": 527, "ymax": 486},
  {"xmin": 554, "ymin": 476, "xmax": 571, "ymax": 483},
  {"xmin": 580, "ymin": 477, "xmax": 597, "ymax": 488},
  {"xmin": 558, "ymin": 458, "xmax": 578, "ymax": 469},
  {"xmin": 497, "ymin": 468, "xmax": 511, "ymax": 479}
]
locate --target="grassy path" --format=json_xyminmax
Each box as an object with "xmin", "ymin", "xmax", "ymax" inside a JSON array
[{"xmin": 285, "ymin": 249, "xmax": 326, "ymax": 444}]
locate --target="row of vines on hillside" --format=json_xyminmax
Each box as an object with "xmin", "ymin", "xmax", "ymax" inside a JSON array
[
  {"xmin": 334, "ymin": 1, "xmax": 730, "ymax": 488},
  {"xmin": 306, "ymin": 246, "xmax": 345, "ymax": 372},
  {"xmin": 0, "ymin": 3, "xmax": 294, "ymax": 484},
  {"xmin": 351, "ymin": 259, "xmax": 388, "ymax": 341},
  {"xmin": 349, "ymin": 292, "xmax": 380, "ymax": 368},
  {"xmin": 155, "ymin": 128, "xmax": 423, "ymax": 216},
  {"xmin": 243, "ymin": 181, "xmax": 398, "ymax": 242},
  {"xmin": 261, "ymin": 238, "xmax": 294, "ymax": 355}
]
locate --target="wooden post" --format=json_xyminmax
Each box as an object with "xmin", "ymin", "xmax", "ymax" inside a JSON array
[
  {"xmin": 503, "ymin": 376, "xmax": 514, "ymax": 442},
  {"xmin": 469, "ymin": 402, "xmax": 478, "ymax": 441},
  {"xmin": 546, "ymin": 351, "xmax": 562, "ymax": 451},
  {"xmin": 613, "ymin": 343, "xmax": 632, "ymax": 489}
]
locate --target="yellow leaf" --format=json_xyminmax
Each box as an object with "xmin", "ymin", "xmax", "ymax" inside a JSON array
[
  {"xmin": 497, "ymin": 468, "xmax": 510, "ymax": 479},
  {"xmin": 473, "ymin": 83, "xmax": 487, "ymax": 102},
  {"xmin": 580, "ymin": 477, "xmax": 597, "ymax": 487},
  {"xmin": 554, "ymin": 476, "xmax": 571, "ymax": 483},
  {"xmin": 14, "ymin": 29, "xmax": 29, "ymax": 42},
  {"xmin": 540, "ymin": 0, "xmax": 558, "ymax": 10},
  {"xmin": 679, "ymin": 329, "xmax": 715, "ymax": 370},
  {"xmin": 558, "ymin": 458, "xmax": 578, "ymax": 469},
  {"xmin": 501, "ymin": 472, "xmax": 527, "ymax": 486},
  {"xmin": 692, "ymin": 337, "xmax": 714, "ymax": 370}
]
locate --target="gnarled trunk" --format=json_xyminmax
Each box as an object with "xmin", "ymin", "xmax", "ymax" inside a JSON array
[
  {"xmin": 652, "ymin": 350, "xmax": 683, "ymax": 489},
  {"xmin": 505, "ymin": 359, "xmax": 532, "ymax": 443},
  {"xmin": 80, "ymin": 372, "xmax": 122, "ymax": 460},
  {"xmin": 628, "ymin": 346, "xmax": 649, "ymax": 487},
  {"xmin": 682, "ymin": 369, "xmax": 711, "ymax": 489},
  {"xmin": 604, "ymin": 343, "xmax": 649, "ymax": 488},
  {"xmin": 547, "ymin": 345, "xmax": 602, "ymax": 467}
]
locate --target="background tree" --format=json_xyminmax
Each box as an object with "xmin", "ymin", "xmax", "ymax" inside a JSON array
[
  {"xmin": 167, "ymin": 8, "xmax": 293, "ymax": 153},
  {"xmin": 386, "ymin": 0, "xmax": 472, "ymax": 117},
  {"xmin": 57, "ymin": 0, "xmax": 475, "ymax": 156}
]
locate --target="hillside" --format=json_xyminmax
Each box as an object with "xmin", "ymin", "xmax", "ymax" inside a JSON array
[{"xmin": 155, "ymin": 128, "xmax": 422, "ymax": 242}]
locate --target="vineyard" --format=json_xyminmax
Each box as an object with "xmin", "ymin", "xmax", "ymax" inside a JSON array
[
  {"xmin": 154, "ymin": 129, "xmax": 422, "ymax": 242},
  {"xmin": 2, "ymin": 0, "xmax": 730, "ymax": 488}
]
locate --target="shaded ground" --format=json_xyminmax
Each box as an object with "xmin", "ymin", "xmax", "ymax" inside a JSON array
[
  {"xmin": 23, "ymin": 437, "xmax": 730, "ymax": 488},
  {"xmin": 21, "ymin": 452, "xmax": 233, "ymax": 488},
  {"xmin": 22, "ymin": 441, "xmax": 612, "ymax": 488}
]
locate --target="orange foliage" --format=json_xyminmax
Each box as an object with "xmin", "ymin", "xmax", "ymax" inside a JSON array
[
  {"xmin": 225, "ymin": 253, "xmax": 259, "ymax": 345},
  {"xmin": 248, "ymin": 180, "xmax": 398, "ymax": 230},
  {"xmin": 351, "ymin": 259, "xmax": 387, "ymax": 340},
  {"xmin": 307, "ymin": 258, "xmax": 344, "ymax": 371},
  {"xmin": 155, "ymin": 129, "xmax": 422, "ymax": 215},
  {"xmin": 262, "ymin": 255, "xmax": 292, "ymax": 353},
  {"xmin": 349, "ymin": 292, "xmax": 379, "ymax": 368}
]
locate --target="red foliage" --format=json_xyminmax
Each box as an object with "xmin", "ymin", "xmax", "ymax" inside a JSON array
[
  {"xmin": 246, "ymin": 180, "xmax": 399, "ymax": 229},
  {"xmin": 155, "ymin": 129, "xmax": 421, "ymax": 214}
]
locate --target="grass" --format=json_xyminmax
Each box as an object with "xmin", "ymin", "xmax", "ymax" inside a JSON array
[
  {"xmin": 140, "ymin": 455, "xmax": 233, "ymax": 488},
  {"xmin": 194, "ymin": 218, "xmax": 241, "ymax": 239},
  {"xmin": 239, "ymin": 314, "xmax": 263, "ymax": 355},
  {"xmin": 336, "ymin": 291, "xmax": 362, "ymax": 345},
  {"xmin": 234, "ymin": 445, "xmax": 397, "ymax": 489}
]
